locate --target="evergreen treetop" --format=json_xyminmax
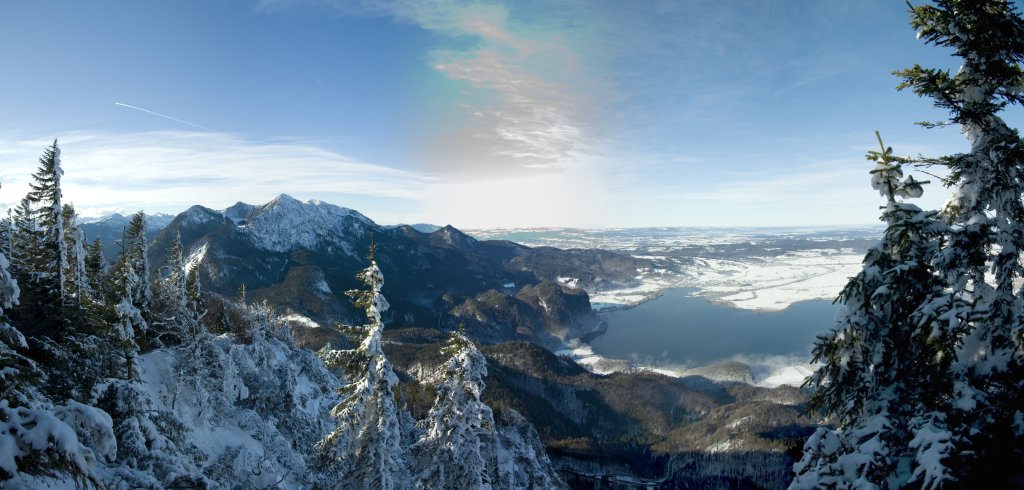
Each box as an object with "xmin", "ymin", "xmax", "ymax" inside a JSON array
[
  {"xmin": 794, "ymin": 1, "xmax": 1024, "ymax": 487},
  {"xmin": 317, "ymin": 247, "xmax": 406, "ymax": 489}
]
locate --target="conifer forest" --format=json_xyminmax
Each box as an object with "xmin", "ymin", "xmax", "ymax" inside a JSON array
[{"xmin": 2, "ymin": 1, "xmax": 1024, "ymax": 488}]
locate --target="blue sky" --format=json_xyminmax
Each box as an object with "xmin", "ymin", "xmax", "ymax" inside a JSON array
[{"xmin": 0, "ymin": 0, "xmax": 1018, "ymax": 228}]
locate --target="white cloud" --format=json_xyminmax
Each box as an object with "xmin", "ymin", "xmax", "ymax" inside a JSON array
[
  {"xmin": 271, "ymin": 0, "xmax": 594, "ymax": 176},
  {"xmin": 422, "ymin": 158, "xmax": 611, "ymax": 228},
  {"xmin": 0, "ymin": 131, "xmax": 614, "ymax": 228},
  {"xmin": 0, "ymin": 129, "xmax": 955, "ymax": 228},
  {"xmin": 0, "ymin": 131, "xmax": 431, "ymax": 218},
  {"xmin": 425, "ymin": 34, "xmax": 588, "ymax": 173}
]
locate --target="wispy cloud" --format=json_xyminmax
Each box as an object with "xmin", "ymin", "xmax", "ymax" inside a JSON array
[
  {"xmin": 0, "ymin": 131, "xmax": 432, "ymax": 218},
  {"xmin": 417, "ymin": 4, "xmax": 590, "ymax": 175},
  {"xmin": 0, "ymin": 130, "xmax": 617, "ymax": 228},
  {"xmin": 263, "ymin": 0, "xmax": 594, "ymax": 177},
  {"xmin": 0, "ymin": 129, "xmax": 950, "ymax": 228}
]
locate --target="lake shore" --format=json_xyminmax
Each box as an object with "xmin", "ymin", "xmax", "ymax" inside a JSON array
[{"xmin": 564, "ymin": 287, "xmax": 833, "ymax": 387}]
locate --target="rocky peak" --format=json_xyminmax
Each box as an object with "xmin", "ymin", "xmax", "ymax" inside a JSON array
[
  {"xmin": 429, "ymin": 224, "xmax": 478, "ymax": 252},
  {"xmin": 241, "ymin": 194, "xmax": 374, "ymax": 254},
  {"xmin": 179, "ymin": 205, "xmax": 224, "ymax": 226},
  {"xmin": 223, "ymin": 201, "xmax": 258, "ymax": 223},
  {"xmin": 94, "ymin": 213, "xmax": 128, "ymax": 225}
]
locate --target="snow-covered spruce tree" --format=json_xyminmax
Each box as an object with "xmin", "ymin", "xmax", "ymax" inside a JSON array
[
  {"xmin": 61, "ymin": 203, "xmax": 89, "ymax": 305},
  {"xmin": 7, "ymin": 143, "xmax": 107, "ymax": 399},
  {"xmin": 0, "ymin": 182, "xmax": 114, "ymax": 487},
  {"xmin": 8, "ymin": 141, "xmax": 69, "ymax": 338},
  {"xmin": 150, "ymin": 232, "xmax": 213, "ymax": 414},
  {"xmin": 791, "ymin": 134, "xmax": 949, "ymax": 488},
  {"xmin": 111, "ymin": 260, "xmax": 146, "ymax": 380},
  {"xmin": 83, "ymin": 238, "xmax": 104, "ymax": 296},
  {"xmin": 25, "ymin": 140, "xmax": 67, "ymax": 307},
  {"xmin": 0, "ymin": 181, "xmax": 33, "ymax": 406},
  {"xmin": 153, "ymin": 232, "xmax": 200, "ymax": 347},
  {"xmin": 412, "ymin": 325, "xmax": 498, "ymax": 489},
  {"xmin": 896, "ymin": 1, "xmax": 1024, "ymax": 487},
  {"xmin": 9, "ymin": 197, "xmax": 37, "ymax": 280},
  {"xmin": 316, "ymin": 245, "xmax": 407, "ymax": 489},
  {"xmin": 93, "ymin": 232, "xmax": 208, "ymax": 487},
  {"xmin": 117, "ymin": 211, "xmax": 153, "ymax": 322},
  {"xmin": 109, "ymin": 211, "xmax": 152, "ymax": 377},
  {"xmin": 794, "ymin": 2, "xmax": 1024, "ymax": 488},
  {"xmin": 491, "ymin": 406, "xmax": 566, "ymax": 490},
  {"xmin": 0, "ymin": 213, "xmax": 12, "ymax": 274},
  {"xmin": 411, "ymin": 325, "xmax": 565, "ymax": 490}
]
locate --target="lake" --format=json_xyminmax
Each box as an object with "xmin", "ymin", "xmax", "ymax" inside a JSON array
[{"xmin": 589, "ymin": 288, "xmax": 840, "ymax": 368}]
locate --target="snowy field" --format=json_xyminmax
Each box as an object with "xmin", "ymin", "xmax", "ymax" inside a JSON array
[
  {"xmin": 467, "ymin": 226, "xmax": 879, "ymax": 252},
  {"xmin": 478, "ymin": 227, "xmax": 879, "ymax": 387},
  {"xmin": 664, "ymin": 250, "xmax": 863, "ymax": 311},
  {"xmin": 470, "ymin": 227, "xmax": 876, "ymax": 312}
]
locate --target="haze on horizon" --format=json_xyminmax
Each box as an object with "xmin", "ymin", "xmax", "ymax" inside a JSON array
[{"xmin": 1, "ymin": 0, "xmax": 1016, "ymax": 229}]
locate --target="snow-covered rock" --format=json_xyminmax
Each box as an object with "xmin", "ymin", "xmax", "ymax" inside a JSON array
[{"xmin": 245, "ymin": 194, "xmax": 373, "ymax": 255}]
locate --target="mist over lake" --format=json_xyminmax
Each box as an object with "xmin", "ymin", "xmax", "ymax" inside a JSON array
[{"xmin": 590, "ymin": 288, "xmax": 840, "ymax": 367}]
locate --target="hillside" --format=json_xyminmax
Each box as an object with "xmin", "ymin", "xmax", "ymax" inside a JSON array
[
  {"xmin": 142, "ymin": 194, "xmax": 651, "ymax": 349},
  {"xmin": 378, "ymin": 328, "xmax": 814, "ymax": 488}
]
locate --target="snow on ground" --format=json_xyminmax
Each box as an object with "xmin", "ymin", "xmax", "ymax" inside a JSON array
[
  {"xmin": 469, "ymin": 226, "xmax": 873, "ymax": 312},
  {"xmin": 708, "ymin": 440, "xmax": 737, "ymax": 453},
  {"xmin": 481, "ymin": 227, "xmax": 874, "ymax": 387},
  {"xmin": 185, "ymin": 243, "xmax": 208, "ymax": 274},
  {"xmin": 556, "ymin": 276, "xmax": 579, "ymax": 289},
  {"xmin": 593, "ymin": 250, "xmax": 862, "ymax": 312},
  {"xmin": 589, "ymin": 275, "xmax": 676, "ymax": 311},
  {"xmin": 281, "ymin": 313, "xmax": 321, "ymax": 328},
  {"xmin": 313, "ymin": 277, "xmax": 332, "ymax": 295},
  {"xmin": 759, "ymin": 364, "xmax": 815, "ymax": 388},
  {"xmin": 555, "ymin": 342, "xmax": 629, "ymax": 375},
  {"xmin": 466, "ymin": 226, "xmax": 879, "ymax": 254},
  {"xmin": 128, "ymin": 330, "xmax": 339, "ymax": 488},
  {"xmin": 692, "ymin": 251, "xmax": 862, "ymax": 311}
]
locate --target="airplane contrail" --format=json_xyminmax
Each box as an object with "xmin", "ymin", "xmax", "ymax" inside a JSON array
[{"xmin": 114, "ymin": 102, "xmax": 211, "ymax": 131}]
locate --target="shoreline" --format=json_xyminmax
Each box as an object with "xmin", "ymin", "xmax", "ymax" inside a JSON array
[
  {"xmin": 602, "ymin": 249, "xmax": 859, "ymax": 312},
  {"xmin": 555, "ymin": 339, "xmax": 816, "ymax": 389},
  {"xmin": 575, "ymin": 282, "xmax": 829, "ymax": 388},
  {"xmin": 590, "ymin": 281, "xmax": 839, "ymax": 316}
]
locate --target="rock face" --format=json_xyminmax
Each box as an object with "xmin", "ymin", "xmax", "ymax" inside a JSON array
[{"xmin": 145, "ymin": 194, "xmax": 648, "ymax": 346}]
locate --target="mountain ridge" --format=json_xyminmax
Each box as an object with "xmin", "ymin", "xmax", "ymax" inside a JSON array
[{"xmin": 137, "ymin": 194, "xmax": 654, "ymax": 349}]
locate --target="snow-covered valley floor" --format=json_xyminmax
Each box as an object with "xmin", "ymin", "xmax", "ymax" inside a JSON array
[
  {"xmin": 581, "ymin": 251, "xmax": 862, "ymax": 387},
  {"xmin": 588, "ymin": 250, "xmax": 863, "ymax": 387},
  {"xmin": 474, "ymin": 227, "xmax": 879, "ymax": 388},
  {"xmin": 590, "ymin": 249, "xmax": 864, "ymax": 312}
]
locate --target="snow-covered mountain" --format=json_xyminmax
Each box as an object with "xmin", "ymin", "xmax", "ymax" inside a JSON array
[
  {"xmin": 383, "ymin": 223, "xmax": 443, "ymax": 234},
  {"xmin": 238, "ymin": 194, "xmax": 374, "ymax": 254},
  {"xmin": 80, "ymin": 212, "xmax": 176, "ymax": 228},
  {"xmin": 109, "ymin": 194, "xmax": 820, "ymax": 487},
  {"xmin": 79, "ymin": 212, "xmax": 176, "ymax": 261},
  {"xmin": 147, "ymin": 194, "xmax": 647, "ymax": 348}
]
